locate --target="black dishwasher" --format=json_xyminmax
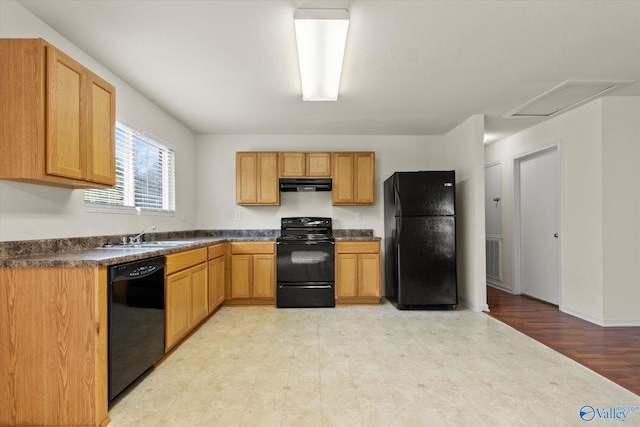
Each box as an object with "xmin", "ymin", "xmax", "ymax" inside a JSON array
[{"xmin": 108, "ymin": 256, "xmax": 165, "ymax": 402}]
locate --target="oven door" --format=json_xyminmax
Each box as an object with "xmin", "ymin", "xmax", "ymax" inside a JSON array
[{"xmin": 276, "ymin": 240, "xmax": 335, "ymax": 307}]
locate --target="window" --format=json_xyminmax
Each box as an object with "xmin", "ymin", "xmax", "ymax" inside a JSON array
[{"xmin": 85, "ymin": 123, "xmax": 175, "ymax": 215}]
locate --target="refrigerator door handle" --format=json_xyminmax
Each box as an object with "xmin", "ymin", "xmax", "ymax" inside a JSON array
[{"xmin": 396, "ymin": 243, "xmax": 401, "ymax": 283}]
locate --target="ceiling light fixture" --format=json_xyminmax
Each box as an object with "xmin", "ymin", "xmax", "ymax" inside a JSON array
[{"xmin": 294, "ymin": 9, "xmax": 350, "ymax": 101}]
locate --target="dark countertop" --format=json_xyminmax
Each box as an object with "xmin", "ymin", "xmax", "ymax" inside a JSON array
[
  {"xmin": 0, "ymin": 237, "xmax": 245, "ymax": 268},
  {"xmin": 335, "ymin": 236, "xmax": 382, "ymax": 242},
  {"xmin": 0, "ymin": 229, "xmax": 380, "ymax": 269}
]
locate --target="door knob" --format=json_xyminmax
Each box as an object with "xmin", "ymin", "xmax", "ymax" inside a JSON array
[{"xmin": 554, "ymin": 233, "xmax": 558, "ymax": 238}]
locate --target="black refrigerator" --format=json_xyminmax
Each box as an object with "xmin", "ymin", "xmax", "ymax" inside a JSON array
[{"xmin": 384, "ymin": 171, "xmax": 458, "ymax": 309}]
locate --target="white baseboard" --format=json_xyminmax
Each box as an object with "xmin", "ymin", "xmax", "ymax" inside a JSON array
[
  {"xmin": 601, "ymin": 318, "xmax": 640, "ymax": 327},
  {"xmin": 487, "ymin": 281, "xmax": 513, "ymax": 293},
  {"xmin": 459, "ymin": 295, "xmax": 489, "ymax": 312},
  {"xmin": 561, "ymin": 305, "xmax": 640, "ymax": 327},
  {"xmin": 559, "ymin": 306, "xmax": 604, "ymax": 326}
]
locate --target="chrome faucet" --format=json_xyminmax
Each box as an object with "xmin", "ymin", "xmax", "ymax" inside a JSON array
[{"xmin": 124, "ymin": 226, "xmax": 157, "ymax": 245}]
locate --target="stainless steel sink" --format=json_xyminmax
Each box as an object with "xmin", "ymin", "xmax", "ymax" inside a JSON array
[
  {"xmin": 95, "ymin": 240, "xmax": 197, "ymax": 250},
  {"xmin": 93, "ymin": 245, "xmax": 156, "ymax": 252},
  {"xmin": 138, "ymin": 240, "xmax": 197, "ymax": 247}
]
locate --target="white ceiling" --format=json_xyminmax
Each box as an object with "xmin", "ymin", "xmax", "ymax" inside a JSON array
[{"xmin": 17, "ymin": 0, "xmax": 640, "ymax": 143}]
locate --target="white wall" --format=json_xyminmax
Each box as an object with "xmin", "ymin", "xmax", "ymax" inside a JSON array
[
  {"xmin": 195, "ymin": 116, "xmax": 488, "ymax": 310},
  {"xmin": 601, "ymin": 97, "xmax": 640, "ymax": 325},
  {"xmin": 485, "ymin": 96, "xmax": 640, "ymax": 325},
  {"xmin": 0, "ymin": 0, "xmax": 197, "ymax": 241},
  {"xmin": 445, "ymin": 115, "xmax": 487, "ymax": 311}
]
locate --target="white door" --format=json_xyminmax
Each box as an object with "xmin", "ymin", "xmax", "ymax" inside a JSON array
[{"xmin": 518, "ymin": 148, "xmax": 559, "ymax": 304}]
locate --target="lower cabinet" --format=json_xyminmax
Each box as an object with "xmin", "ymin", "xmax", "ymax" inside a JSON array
[
  {"xmin": 208, "ymin": 243, "xmax": 227, "ymax": 312},
  {"xmin": 336, "ymin": 241, "xmax": 381, "ymax": 304},
  {"xmin": 165, "ymin": 247, "xmax": 208, "ymax": 350},
  {"xmin": 0, "ymin": 266, "xmax": 109, "ymax": 427},
  {"xmin": 229, "ymin": 241, "xmax": 275, "ymax": 304}
]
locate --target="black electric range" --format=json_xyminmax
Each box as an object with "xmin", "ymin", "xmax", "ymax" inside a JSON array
[{"xmin": 276, "ymin": 217, "xmax": 335, "ymax": 308}]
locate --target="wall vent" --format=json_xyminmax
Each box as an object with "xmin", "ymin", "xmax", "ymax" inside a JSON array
[{"xmin": 486, "ymin": 237, "xmax": 502, "ymax": 281}]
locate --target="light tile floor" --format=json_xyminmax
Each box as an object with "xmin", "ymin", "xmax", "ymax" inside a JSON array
[{"xmin": 109, "ymin": 301, "xmax": 640, "ymax": 426}]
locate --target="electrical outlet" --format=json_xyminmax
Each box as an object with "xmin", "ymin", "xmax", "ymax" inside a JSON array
[
  {"xmin": 356, "ymin": 212, "xmax": 362, "ymax": 221},
  {"xmin": 234, "ymin": 211, "xmax": 242, "ymax": 221}
]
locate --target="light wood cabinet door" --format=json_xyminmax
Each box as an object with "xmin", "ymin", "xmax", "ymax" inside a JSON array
[
  {"xmin": 0, "ymin": 267, "xmax": 109, "ymax": 427},
  {"xmin": 253, "ymin": 254, "xmax": 275, "ymax": 298},
  {"xmin": 257, "ymin": 152, "xmax": 279, "ymax": 204},
  {"xmin": 208, "ymin": 255, "xmax": 226, "ymax": 311},
  {"xmin": 359, "ymin": 253, "xmax": 381, "ymax": 297},
  {"xmin": 279, "ymin": 152, "xmax": 306, "ymax": 177},
  {"xmin": 47, "ymin": 47, "xmax": 85, "ymax": 181},
  {"xmin": 166, "ymin": 270, "xmax": 191, "ymax": 349},
  {"xmin": 236, "ymin": 152, "xmax": 279, "ymax": 205},
  {"xmin": 354, "ymin": 152, "xmax": 375, "ymax": 204},
  {"xmin": 231, "ymin": 254, "xmax": 252, "ymax": 298},
  {"xmin": 87, "ymin": 72, "xmax": 116, "ymax": 185},
  {"xmin": 332, "ymin": 152, "xmax": 354, "ymax": 204},
  {"xmin": 236, "ymin": 152, "xmax": 258, "ymax": 204},
  {"xmin": 190, "ymin": 263, "xmax": 208, "ymax": 325},
  {"xmin": 336, "ymin": 253, "xmax": 358, "ymax": 298},
  {"xmin": 216, "ymin": 256, "xmax": 226, "ymax": 306},
  {"xmin": 208, "ymin": 243, "xmax": 227, "ymax": 310},
  {"xmin": 208, "ymin": 257, "xmax": 220, "ymax": 311},
  {"xmin": 306, "ymin": 152, "xmax": 331, "ymax": 177}
]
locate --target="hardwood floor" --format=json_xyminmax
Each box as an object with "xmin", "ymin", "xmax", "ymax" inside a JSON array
[{"xmin": 485, "ymin": 286, "xmax": 640, "ymax": 397}]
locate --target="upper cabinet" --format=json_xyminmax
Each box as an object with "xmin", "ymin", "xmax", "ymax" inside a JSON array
[
  {"xmin": 236, "ymin": 152, "xmax": 279, "ymax": 205},
  {"xmin": 332, "ymin": 152, "xmax": 375, "ymax": 205},
  {"xmin": 236, "ymin": 151, "xmax": 375, "ymax": 206},
  {"xmin": 279, "ymin": 152, "xmax": 331, "ymax": 177},
  {"xmin": 0, "ymin": 38, "xmax": 116, "ymax": 189}
]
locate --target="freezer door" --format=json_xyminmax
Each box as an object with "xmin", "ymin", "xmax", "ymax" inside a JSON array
[
  {"xmin": 395, "ymin": 171, "xmax": 455, "ymax": 216},
  {"xmin": 396, "ymin": 216, "xmax": 457, "ymax": 307}
]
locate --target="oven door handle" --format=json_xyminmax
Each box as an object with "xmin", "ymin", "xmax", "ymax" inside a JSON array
[
  {"xmin": 278, "ymin": 283, "xmax": 333, "ymax": 289},
  {"xmin": 276, "ymin": 240, "xmax": 335, "ymax": 246}
]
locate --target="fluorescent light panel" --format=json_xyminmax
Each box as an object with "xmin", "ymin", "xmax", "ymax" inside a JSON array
[{"xmin": 294, "ymin": 9, "xmax": 349, "ymax": 101}]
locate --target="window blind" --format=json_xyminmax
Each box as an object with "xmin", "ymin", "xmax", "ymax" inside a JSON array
[{"xmin": 84, "ymin": 123, "xmax": 175, "ymax": 215}]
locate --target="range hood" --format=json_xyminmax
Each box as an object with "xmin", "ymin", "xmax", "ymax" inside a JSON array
[{"xmin": 279, "ymin": 178, "xmax": 332, "ymax": 192}]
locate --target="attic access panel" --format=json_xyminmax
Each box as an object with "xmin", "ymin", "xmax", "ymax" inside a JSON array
[{"xmin": 505, "ymin": 80, "xmax": 630, "ymax": 118}]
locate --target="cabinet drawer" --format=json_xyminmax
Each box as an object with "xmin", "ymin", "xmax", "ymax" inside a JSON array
[
  {"xmin": 336, "ymin": 241, "xmax": 380, "ymax": 254},
  {"xmin": 166, "ymin": 248, "xmax": 207, "ymax": 275},
  {"xmin": 208, "ymin": 243, "xmax": 226, "ymax": 259},
  {"xmin": 231, "ymin": 241, "xmax": 275, "ymax": 255}
]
